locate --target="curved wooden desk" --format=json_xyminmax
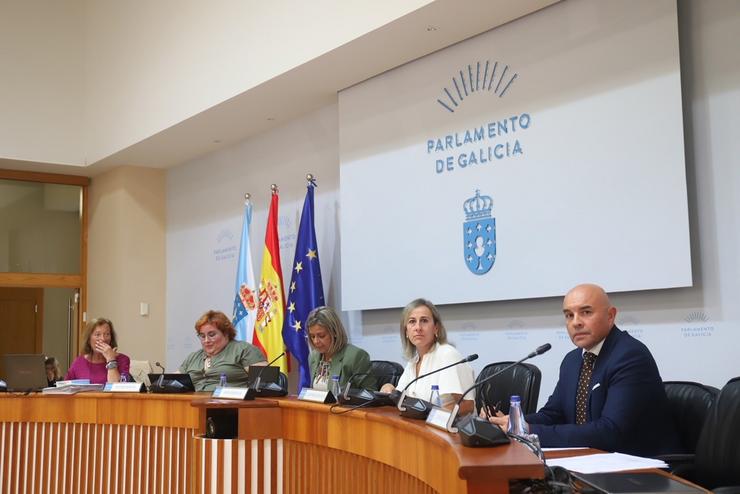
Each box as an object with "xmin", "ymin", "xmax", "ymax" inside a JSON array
[
  {"xmin": 1, "ymin": 392, "xmax": 543, "ymax": 493},
  {"xmin": 190, "ymin": 397, "xmax": 543, "ymax": 494}
]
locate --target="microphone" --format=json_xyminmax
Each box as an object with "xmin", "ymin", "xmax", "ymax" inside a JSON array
[
  {"xmin": 445, "ymin": 343, "xmax": 551, "ymax": 447},
  {"xmin": 154, "ymin": 361, "xmax": 166, "ymax": 387},
  {"xmin": 396, "ymin": 353, "xmax": 478, "ymax": 420},
  {"xmin": 251, "ymin": 352, "xmax": 285, "ymax": 391},
  {"xmin": 337, "ymin": 372, "xmax": 402, "ymax": 407},
  {"xmin": 527, "ymin": 343, "xmax": 551, "ymax": 359}
]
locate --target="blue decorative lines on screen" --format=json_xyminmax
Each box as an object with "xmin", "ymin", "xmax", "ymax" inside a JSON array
[{"xmin": 438, "ymin": 60, "xmax": 517, "ymax": 113}]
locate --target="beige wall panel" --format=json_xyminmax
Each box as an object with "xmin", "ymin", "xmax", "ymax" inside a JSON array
[{"xmin": 88, "ymin": 166, "xmax": 166, "ymax": 367}]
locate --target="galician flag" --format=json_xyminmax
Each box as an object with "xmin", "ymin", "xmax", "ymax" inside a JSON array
[
  {"xmin": 232, "ymin": 198, "xmax": 257, "ymax": 342},
  {"xmin": 252, "ymin": 187, "xmax": 288, "ymax": 373},
  {"xmin": 283, "ymin": 178, "xmax": 325, "ymax": 391}
]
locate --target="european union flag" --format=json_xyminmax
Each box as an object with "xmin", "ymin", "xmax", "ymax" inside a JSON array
[
  {"xmin": 232, "ymin": 200, "xmax": 258, "ymax": 342},
  {"xmin": 283, "ymin": 181, "xmax": 325, "ymax": 391}
]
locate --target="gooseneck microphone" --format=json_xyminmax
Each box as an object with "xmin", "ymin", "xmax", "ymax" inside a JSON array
[
  {"xmin": 396, "ymin": 353, "xmax": 478, "ymax": 419},
  {"xmin": 526, "ymin": 343, "xmax": 552, "ymax": 359},
  {"xmin": 154, "ymin": 361, "xmax": 166, "ymax": 387},
  {"xmin": 250, "ymin": 352, "xmax": 285, "ymax": 390},
  {"xmin": 445, "ymin": 343, "xmax": 551, "ymax": 447},
  {"xmin": 343, "ymin": 371, "xmax": 372, "ymax": 398}
]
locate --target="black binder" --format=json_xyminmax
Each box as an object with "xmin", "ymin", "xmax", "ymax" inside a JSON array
[{"xmin": 571, "ymin": 472, "xmax": 704, "ymax": 494}]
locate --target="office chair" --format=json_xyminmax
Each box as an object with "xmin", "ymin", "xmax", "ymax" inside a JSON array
[
  {"xmin": 474, "ymin": 361, "xmax": 541, "ymax": 415},
  {"xmin": 128, "ymin": 360, "xmax": 153, "ymax": 385},
  {"xmin": 663, "ymin": 381, "xmax": 719, "ymax": 454},
  {"xmin": 369, "ymin": 360, "xmax": 404, "ymax": 388},
  {"xmin": 673, "ymin": 377, "xmax": 740, "ymax": 493}
]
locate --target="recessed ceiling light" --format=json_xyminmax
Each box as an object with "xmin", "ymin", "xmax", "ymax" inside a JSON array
[{"xmin": 426, "ymin": 25, "xmax": 438, "ymax": 32}]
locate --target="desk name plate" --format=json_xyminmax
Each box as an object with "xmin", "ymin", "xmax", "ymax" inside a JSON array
[
  {"xmin": 211, "ymin": 386, "xmax": 256, "ymax": 400},
  {"xmin": 298, "ymin": 388, "xmax": 337, "ymax": 404},
  {"xmin": 103, "ymin": 382, "xmax": 146, "ymax": 393}
]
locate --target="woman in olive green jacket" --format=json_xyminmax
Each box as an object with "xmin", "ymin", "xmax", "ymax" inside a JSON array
[{"xmin": 307, "ymin": 306, "xmax": 375, "ymax": 391}]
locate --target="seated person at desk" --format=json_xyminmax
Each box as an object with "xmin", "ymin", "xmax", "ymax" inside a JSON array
[
  {"xmin": 381, "ymin": 298, "xmax": 475, "ymax": 413},
  {"xmin": 307, "ymin": 306, "xmax": 374, "ymax": 390},
  {"xmin": 45, "ymin": 357, "xmax": 62, "ymax": 386},
  {"xmin": 65, "ymin": 317, "xmax": 131, "ymax": 384},
  {"xmin": 486, "ymin": 283, "xmax": 681, "ymax": 456},
  {"xmin": 179, "ymin": 310, "xmax": 267, "ymax": 391}
]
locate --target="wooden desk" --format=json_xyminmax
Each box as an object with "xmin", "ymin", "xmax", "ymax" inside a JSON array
[
  {"xmin": 0, "ymin": 392, "xmax": 202, "ymax": 494},
  {"xmin": 543, "ymin": 448, "xmax": 709, "ymax": 492},
  {"xmin": 191, "ymin": 396, "xmax": 543, "ymax": 494},
  {"xmin": 2, "ymin": 392, "xmax": 543, "ymax": 493}
]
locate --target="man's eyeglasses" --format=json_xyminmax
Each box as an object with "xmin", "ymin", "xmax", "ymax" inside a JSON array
[{"xmin": 197, "ymin": 331, "xmax": 221, "ymax": 342}]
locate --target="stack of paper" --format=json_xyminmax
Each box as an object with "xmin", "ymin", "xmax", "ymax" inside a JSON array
[
  {"xmin": 546, "ymin": 452, "xmax": 669, "ymax": 473},
  {"xmin": 42, "ymin": 380, "xmax": 104, "ymax": 394}
]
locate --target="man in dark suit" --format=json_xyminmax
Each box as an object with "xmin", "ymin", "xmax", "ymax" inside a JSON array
[{"xmin": 489, "ymin": 283, "xmax": 681, "ymax": 456}]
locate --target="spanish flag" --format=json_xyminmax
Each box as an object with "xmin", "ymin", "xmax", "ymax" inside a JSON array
[{"xmin": 252, "ymin": 188, "xmax": 288, "ymax": 373}]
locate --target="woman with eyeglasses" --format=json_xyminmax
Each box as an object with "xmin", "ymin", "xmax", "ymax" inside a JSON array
[{"xmin": 179, "ymin": 310, "xmax": 267, "ymax": 391}]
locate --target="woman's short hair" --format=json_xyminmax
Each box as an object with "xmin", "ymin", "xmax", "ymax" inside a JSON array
[
  {"xmin": 400, "ymin": 298, "xmax": 448, "ymax": 360},
  {"xmin": 82, "ymin": 318, "xmax": 118, "ymax": 355},
  {"xmin": 306, "ymin": 306, "xmax": 348, "ymax": 356},
  {"xmin": 194, "ymin": 310, "xmax": 236, "ymax": 341}
]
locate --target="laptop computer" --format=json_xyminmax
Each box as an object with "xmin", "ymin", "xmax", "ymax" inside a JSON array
[
  {"xmin": 0, "ymin": 354, "xmax": 49, "ymax": 391},
  {"xmin": 147, "ymin": 373, "xmax": 195, "ymax": 393},
  {"xmin": 571, "ymin": 472, "xmax": 704, "ymax": 494}
]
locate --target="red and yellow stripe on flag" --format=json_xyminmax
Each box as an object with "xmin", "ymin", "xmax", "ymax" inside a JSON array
[{"xmin": 252, "ymin": 189, "xmax": 288, "ymax": 374}]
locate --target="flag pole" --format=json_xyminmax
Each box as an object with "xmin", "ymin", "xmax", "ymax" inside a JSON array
[
  {"xmin": 253, "ymin": 183, "xmax": 289, "ymax": 374},
  {"xmin": 232, "ymin": 192, "xmax": 257, "ymax": 342}
]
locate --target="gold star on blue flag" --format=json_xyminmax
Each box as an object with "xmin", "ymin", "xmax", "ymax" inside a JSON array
[{"xmin": 282, "ymin": 180, "xmax": 325, "ymax": 391}]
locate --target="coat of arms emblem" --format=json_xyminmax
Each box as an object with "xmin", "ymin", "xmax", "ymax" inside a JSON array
[{"xmin": 463, "ymin": 189, "xmax": 496, "ymax": 275}]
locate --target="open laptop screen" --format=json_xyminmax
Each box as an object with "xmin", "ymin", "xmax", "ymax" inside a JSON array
[{"xmin": 0, "ymin": 354, "xmax": 49, "ymax": 391}]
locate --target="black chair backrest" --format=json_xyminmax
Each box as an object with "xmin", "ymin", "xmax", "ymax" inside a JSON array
[
  {"xmin": 369, "ymin": 360, "xmax": 404, "ymax": 388},
  {"xmin": 663, "ymin": 381, "xmax": 719, "ymax": 454},
  {"xmin": 474, "ymin": 361, "xmax": 541, "ymax": 415},
  {"xmin": 693, "ymin": 377, "xmax": 740, "ymax": 489}
]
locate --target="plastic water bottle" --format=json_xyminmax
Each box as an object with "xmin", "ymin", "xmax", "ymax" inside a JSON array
[
  {"xmin": 507, "ymin": 395, "xmax": 529, "ymax": 435},
  {"xmin": 331, "ymin": 375, "xmax": 342, "ymax": 400},
  {"xmin": 429, "ymin": 384, "xmax": 442, "ymax": 407},
  {"xmin": 219, "ymin": 373, "xmax": 227, "ymax": 388}
]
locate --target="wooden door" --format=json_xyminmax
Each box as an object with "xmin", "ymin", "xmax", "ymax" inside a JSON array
[{"xmin": 0, "ymin": 287, "xmax": 43, "ymax": 354}]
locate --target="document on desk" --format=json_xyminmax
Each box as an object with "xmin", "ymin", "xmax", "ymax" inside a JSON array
[{"xmin": 546, "ymin": 452, "xmax": 669, "ymax": 473}]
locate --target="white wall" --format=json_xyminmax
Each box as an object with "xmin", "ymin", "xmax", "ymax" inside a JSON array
[
  {"xmin": 166, "ymin": 0, "xmax": 740, "ymax": 405},
  {"xmin": 166, "ymin": 105, "xmax": 341, "ymax": 368},
  {"xmin": 83, "ymin": 0, "xmax": 433, "ymax": 165},
  {"xmin": 0, "ymin": 0, "xmax": 435, "ymax": 165},
  {"xmin": 0, "ymin": 0, "xmax": 84, "ymax": 165}
]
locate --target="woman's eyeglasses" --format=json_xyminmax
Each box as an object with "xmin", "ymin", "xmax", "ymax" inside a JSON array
[{"xmin": 197, "ymin": 331, "xmax": 221, "ymax": 342}]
